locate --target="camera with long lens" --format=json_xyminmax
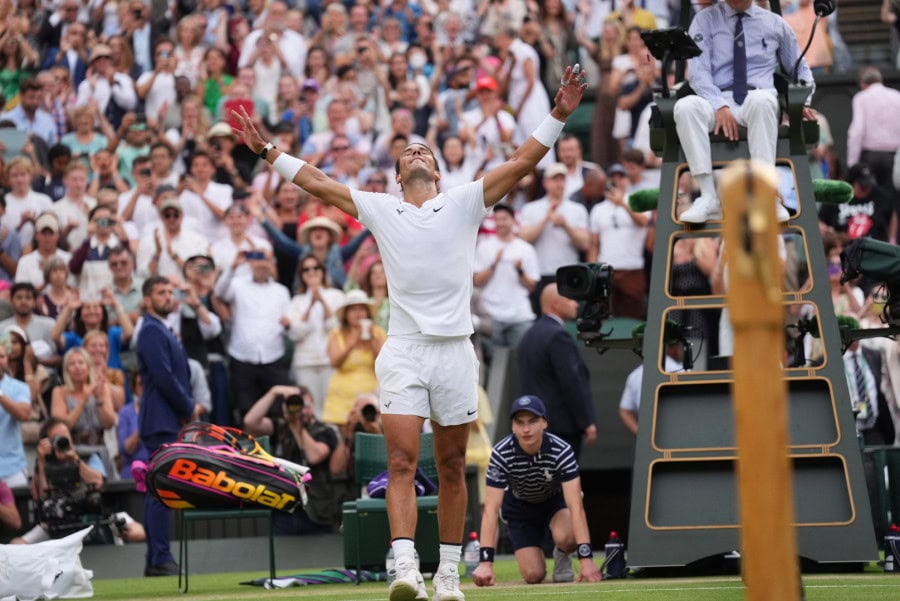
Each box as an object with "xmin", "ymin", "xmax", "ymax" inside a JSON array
[
  {"xmin": 360, "ymin": 403, "xmax": 378, "ymax": 423},
  {"xmin": 281, "ymin": 393, "xmax": 304, "ymax": 415},
  {"xmin": 53, "ymin": 435, "xmax": 71, "ymax": 453},
  {"xmin": 556, "ymin": 263, "xmax": 614, "ymax": 333},
  {"xmin": 38, "ymin": 453, "xmax": 118, "ymax": 540}
]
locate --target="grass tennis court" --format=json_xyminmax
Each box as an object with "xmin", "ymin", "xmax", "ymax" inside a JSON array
[{"xmin": 91, "ymin": 561, "xmax": 900, "ymax": 601}]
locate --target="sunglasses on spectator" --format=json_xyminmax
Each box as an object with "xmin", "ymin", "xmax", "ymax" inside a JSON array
[
  {"xmin": 368, "ymin": 178, "xmax": 387, "ymax": 185},
  {"xmin": 356, "ymin": 47, "xmax": 368, "ymax": 54},
  {"xmin": 162, "ymin": 210, "xmax": 181, "ymax": 219},
  {"xmin": 301, "ymin": 265, "xmax": 324, "ymax": 273},
  {"xmin": 331, "ymin": 145, "xmax": 351, "ymax": 152}
]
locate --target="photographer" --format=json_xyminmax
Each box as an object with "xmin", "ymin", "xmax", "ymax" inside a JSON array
[
  {"xmin": 12, "ymin": 417, "xmax": 144, "ymax": 544},
  {"xmin": 327, "ymin": 393, "xmax": 383, "ymax": 495},
  {"xmin": 243, "ymin": 385, "xmax": 345, "ymax": 534}
]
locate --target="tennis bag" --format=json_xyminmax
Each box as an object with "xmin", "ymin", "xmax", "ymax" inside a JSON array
[{"xmin": 144, "ymin": 424, "xmax": 306, "ymax": 513}]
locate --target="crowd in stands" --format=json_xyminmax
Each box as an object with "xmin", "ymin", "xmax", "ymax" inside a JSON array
[{"xmin": 0, "ymin": 0, "xmax": 899, "ymax": 546}]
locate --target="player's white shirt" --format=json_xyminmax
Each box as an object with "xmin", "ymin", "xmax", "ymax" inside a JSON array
[
  {"xmin": 473, "ymin": 235, "xmax": 539, "ymax": 323},
  {"xmin": 351, "ymin": 181, "xmax": 488, "ymax": 337}
]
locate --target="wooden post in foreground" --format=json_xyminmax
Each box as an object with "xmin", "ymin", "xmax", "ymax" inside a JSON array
[{"xmin": 720, "ymin": 160, "xmax": 800, "ymax": 601}]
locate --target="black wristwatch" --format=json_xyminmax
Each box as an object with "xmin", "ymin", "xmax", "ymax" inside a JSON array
[{"xmin": 260, "ymin": 142, "xmax": 275, "ymax": 160}]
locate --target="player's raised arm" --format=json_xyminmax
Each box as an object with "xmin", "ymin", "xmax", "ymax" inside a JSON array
[
  {"xmin": 482, "ymin": 64, "xmax": 588, "ymax": 207},
  {"xmin": 231, "ymin": 107, "xmax": 359, "ymax": 219}
]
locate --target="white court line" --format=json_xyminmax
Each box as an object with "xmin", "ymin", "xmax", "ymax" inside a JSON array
[{"xmin": 456, "ymin": 581, "xmax": 900, "ymax": 597}]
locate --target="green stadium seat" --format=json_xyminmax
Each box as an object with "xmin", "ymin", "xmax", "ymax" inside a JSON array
[{"xmin": 342, "ymin": 432, "xmax": 440, "ymax": 581}]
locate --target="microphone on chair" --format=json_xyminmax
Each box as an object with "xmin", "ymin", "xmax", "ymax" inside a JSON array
[{"xmin": 792, "ymin": 0, "xmax": 834, "ymax": 83}]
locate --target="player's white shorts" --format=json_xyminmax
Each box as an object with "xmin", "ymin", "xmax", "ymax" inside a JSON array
[{"xmin": 375, "ymin": 335, "xmax": 479, "ymax": 426}]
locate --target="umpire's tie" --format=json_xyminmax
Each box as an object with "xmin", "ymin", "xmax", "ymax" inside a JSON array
[
  {"xmin": 853, "ymin": 352, "xmax": 872, "ymax": 421},
  {"xmin": 733, "ymin": 12, "xmax": 748, "ymax": 105}
]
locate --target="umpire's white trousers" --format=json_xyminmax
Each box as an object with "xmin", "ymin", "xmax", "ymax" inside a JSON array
[{"xmin": 673, "ymin": 89, "xmax": 780, "ymax": 177}]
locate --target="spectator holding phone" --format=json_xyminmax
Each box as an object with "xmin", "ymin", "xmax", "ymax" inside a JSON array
[
  {"xmin": 118, "ymin": 157, "xmax": 160, "ymax": 240},
  {"xmin": 135, "ymin": 38, "xmax": 178, "ymax": 130},
  {"xmin": 206, "ymin": 121, "xmax": 249, "ymax": 188},
  {"xmin": 210, "ymin": 202, "xmax": 272, "ymax": 282},
  {"xmin": 286, "ymin": 254, "xmax": 345, "ymax": 416},
  {"xmin": 214, "ymin": 247, "xmax": 292, "ymax": 418},
  {"xmin": 69, "ymin": 205, "xmax": 125, "ymax": 299},
  {"xmin": 321, "ymin": 290, "xmax": 385, "ymax": 426}
]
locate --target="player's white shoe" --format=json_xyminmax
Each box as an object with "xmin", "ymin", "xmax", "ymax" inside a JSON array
[
  {"xmin": 389, "ymin": 558, "xmax": 428, "ymax": 601},
  {"xmin": 552, "ymin": 547, "xmax": 575, "ymax": 583},
  {"xmin": 432, "ymin": 563, "xmax": 465, "ymax": 601}
]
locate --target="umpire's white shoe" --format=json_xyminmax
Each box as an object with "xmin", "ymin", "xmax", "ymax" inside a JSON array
[
  {"xmin": 552, "ymin": 547, "xmax": 574, "ymax": 583},
  {"xmin": 678, "ymin": 195, "xmax": 722, "ymax": 223},
  {"xmin": 775, "ymin": 201, "xmax": 791, "ymax": 223},
  {"xmin": 432, "ymin": 563, "xmax": 465, "ymax": 601},
  {"xmin": 389, "ymin": 558, "xmax": 427, "ymax": 601}
]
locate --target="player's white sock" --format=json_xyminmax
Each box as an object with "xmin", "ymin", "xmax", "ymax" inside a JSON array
[
  {"xmin": 393, "ymin": 538, "xmax": 417, "ymax": 565},
  {"xmin": 439, "ymin": 543, "xmax": 462, "ymax": 569}
]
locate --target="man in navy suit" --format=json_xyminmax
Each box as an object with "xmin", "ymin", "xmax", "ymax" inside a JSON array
[
  {"xmin": 137, "ymin": 275, "xmax": 198, "ymax": 577},
  {"xmin": 516, "ymin": 284, "xmax": 597, "ymax": 459},
  {"xmin": 40, "ymin": 22, "xmax": 89, "ymax": 88}
]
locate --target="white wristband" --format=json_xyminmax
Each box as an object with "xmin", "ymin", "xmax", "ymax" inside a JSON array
[
  {"xmin": 272, "ymin": 153, "xmax": 306, "ymax": 183},
  {"xmin": 531, "ymin": 114, "xmax": 565, "ymax": 148}
]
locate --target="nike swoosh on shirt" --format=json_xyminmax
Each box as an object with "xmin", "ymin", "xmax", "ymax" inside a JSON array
[
  {"xmin": 466, "ymin": 409, "xmax": 477, "ymax": 416},
  {"xmin": 433, "ymin": 206, "xmax": 444, "ymax": 212}
]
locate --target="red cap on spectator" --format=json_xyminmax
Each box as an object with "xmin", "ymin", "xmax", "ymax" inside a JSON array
[{"xmin": 475, "ymin": 77, "xmax": 498, "ymax": 92}]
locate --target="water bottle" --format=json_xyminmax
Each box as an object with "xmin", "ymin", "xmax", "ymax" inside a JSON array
[
  {"xmin": 385, "ymin": 546, "xmax": 396, "ymax": 583},
  {"xmin": 885, "ymin": 524, "xmax": 900, "ymax": 573},
  {"xmin": 603, "ymin": 531, "xmax": 627, "ymax": 579},
  {"xmin": 462, "ymin": 531, "xmax": 480, "ymax": 577}
]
